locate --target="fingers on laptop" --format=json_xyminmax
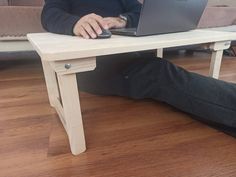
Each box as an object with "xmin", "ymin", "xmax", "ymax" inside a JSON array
[{"xmin": 103, "ymin": 17, "xmax": 126, "ymax": 29}]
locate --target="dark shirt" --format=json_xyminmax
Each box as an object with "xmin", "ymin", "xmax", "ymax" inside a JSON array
[
  {"xmin": 41, "ymin": 0, "xmax": 142, "ymax": 35},
  {"xmin": 41, "ymin": 0, "xmax": 154, "ymax": 95}
]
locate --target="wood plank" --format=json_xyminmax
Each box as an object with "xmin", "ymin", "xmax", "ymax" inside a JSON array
[
  {"xmin": 57, "ymin": 73, "xmax": 86, "ymax": 155},
  {"xmin": 27, "ymin": 30, "xmax": 236, "ymax": 61}
]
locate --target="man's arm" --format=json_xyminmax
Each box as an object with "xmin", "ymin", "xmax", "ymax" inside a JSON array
[
  {"xmin": 41, "ymin": 0, "xmax": 141, "ymax": 38},
  {"xmin": 41, "ymin": 0, "xmax": 109, "ymax": 38},
  {"xmin": 41, "ymin": 0, "xmax": 81, "ymax": 35}
]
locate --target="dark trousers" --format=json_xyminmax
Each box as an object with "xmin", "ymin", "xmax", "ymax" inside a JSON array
[{"xmin": 77, "ymin": 52, "xmax": 236, "ymax": 137}]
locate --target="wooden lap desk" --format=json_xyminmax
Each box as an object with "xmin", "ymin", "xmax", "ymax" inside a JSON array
[{"xmin": 27, "ymin": 30, "xmax": 236, "ymax": 155}]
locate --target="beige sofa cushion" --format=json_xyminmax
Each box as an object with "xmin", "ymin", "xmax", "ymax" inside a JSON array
[
  {"xmin": 9, "ymin": 0, "xmax": 44, "ymax": 6},
  {"xmin": 0, "ymin": 0, "xmax": 8, "ymax": 6},
  {"xmin": 0, "ymin": 6, "xmax": 44, "ymax": 37},
  {"xmin": 198, "ymin": 7, "xmax": 236, "ymax": 28},
  {"xmin": 208, "ymin": 0, "xmax": 236, "ymax": 7}
]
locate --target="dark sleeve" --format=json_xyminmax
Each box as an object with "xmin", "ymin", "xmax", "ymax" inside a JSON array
[
  {"xmin": 121, "ymin": 0, "xmax": 142, "ymax": 28},
  {"xmin": 41, "ymin": 0, "xmax": 80, "ymax": 35}
]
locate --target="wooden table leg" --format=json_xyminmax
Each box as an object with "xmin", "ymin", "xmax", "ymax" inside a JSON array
[
  {"xmin": 57, "ymin": 73, "xmax": 86, "ymax": 155},
  {"xmin": 41, "ymin": 60, "xmax": 60, "ymax": 107},
  {"xmin": 157, "ymin": 49, "xmax": 163, "ymax": 58},
  {"xmin": 47, "ymin": 57, "xmax": 96, "ymax": 155},
  {"xmin": 209, "ymin": 50, "xmax": 224, "ymax": 79},
  {"xmin": 209, "ymin": 41, "xmax": 231, "ymax": 79}
]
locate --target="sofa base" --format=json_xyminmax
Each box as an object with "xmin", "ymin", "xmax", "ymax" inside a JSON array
[{"xmin": 0, "ymin": 41, "xmax": 33, "ymax": 52}]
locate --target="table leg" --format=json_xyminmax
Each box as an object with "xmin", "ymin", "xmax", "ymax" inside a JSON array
[
  {"xmin": 57, "ymin": 73, "xmax": 86, "ymax": 155},
  {"xmin": 209, "ymin": 50, "xmax": 224, "ymax": 79},
  {"xmin": 209, "ymin": 41, "xmax": 231, "ymax": 79},
  {"xmin": 48, "ymin": 57, "xmax": 96, "ymax": 155},
  {"xmin": 157, "ymin": 48, "xmax": 163, "ymax": 58},
  {"xmin": 41, "ymin": 60, "xmax": 60, "ymax": 107}
]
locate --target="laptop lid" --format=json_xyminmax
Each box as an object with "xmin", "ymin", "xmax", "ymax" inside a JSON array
[{"xmin": 136, "ymin": 0, "xmax": 208, "ymax": 36}]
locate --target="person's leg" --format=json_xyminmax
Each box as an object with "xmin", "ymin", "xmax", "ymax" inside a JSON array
[
  {"xmin": 123, "ymin": 58, "xmax": 236, "ymax": 129},
  {"xmin": 193, "ymin": 115, "xmax": 236, "ymax": 138},
  {"xmin": 76, "ymin": 52, "xmax": 156, "ymax": 96},
  {"xmin": 77, "ymin": 53, "xmax": 236, "ymax": 134}
]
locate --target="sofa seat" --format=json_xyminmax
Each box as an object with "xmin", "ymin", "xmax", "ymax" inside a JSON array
[
  {"xmin": 0, "ymin": 6, "xmax": 44, "ymax": 39},
  {"xmin": 0, "ymin": 0, "xmax": 7, "ymax": 6},
  {"xmin": 199, "ymin": 7, "xmax": 236, "ymax": 28},
  {"xmin": 0, "ymin": 0, "xmax": 44, "ymax": 40},
  {"xmin": 8, "ymin": 0, "xmax": 43, "ymax": 6}
]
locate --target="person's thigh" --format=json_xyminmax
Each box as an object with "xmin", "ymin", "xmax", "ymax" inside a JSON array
[
  {"xmin": 76, "ymin": 51, "xmax": 156, "ymax": 96},
  {"xmin": 77, "ymin": 54, "xmax": 236, "ymax": 136}
]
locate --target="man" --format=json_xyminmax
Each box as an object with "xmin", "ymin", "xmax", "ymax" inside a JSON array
[{"xmin": 41, "ymin": 0, "xmax": 236, "ymax": 136}]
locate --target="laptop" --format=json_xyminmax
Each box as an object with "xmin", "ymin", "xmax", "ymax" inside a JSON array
[{"xmin": 110, "ymin": 0, "xmax": 208, "ymax": 36}]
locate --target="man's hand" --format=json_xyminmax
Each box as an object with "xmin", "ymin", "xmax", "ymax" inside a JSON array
[
  {"xmin": 73, "ymin": 14, "xmax": 127, "ymax": 39},
  {"xmin": 103, "ymin": 17, "xmax": 127, "ymax": 29},
  {"xmin": 73, "ymin": 13, "xmax": 108, "ymax": 39}
]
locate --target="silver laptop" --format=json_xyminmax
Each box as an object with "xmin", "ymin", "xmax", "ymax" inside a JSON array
[{"xmin": 110, "ymin": 0, "xmax": 208, "ymax": 36}]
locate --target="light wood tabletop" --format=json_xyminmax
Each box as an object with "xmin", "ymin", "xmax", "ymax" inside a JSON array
[{"xmin": 28, "ymin": 29, "xmax": 236, "ymax": 61}]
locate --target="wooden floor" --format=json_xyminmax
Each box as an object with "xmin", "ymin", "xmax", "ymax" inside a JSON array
[{"xmin": 0, "ymin": 51, "xmax": 236, "ymax": 177}]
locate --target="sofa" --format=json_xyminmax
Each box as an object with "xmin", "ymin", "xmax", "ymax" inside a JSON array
[
  {"xmin": 0, "ymin": 0, "xmax": 236, "ymax": 52},
  {"xmin": 198, "ymin": 5, "xmax": 236, "ymax": 28},
  {"xmin": 0, "ymin": 0, "xmax": 44, "ymax": 52},
  {"xmin": 0, "ymin": 0, "xmax": 44, "ymax": 39}
]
